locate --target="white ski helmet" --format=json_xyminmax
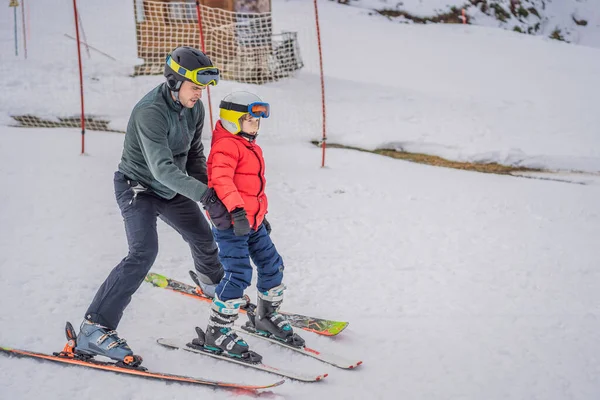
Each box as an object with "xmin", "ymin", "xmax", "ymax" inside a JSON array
[{"xmin": 219, "ymin": 91, "xmax": 270, "ymax": 134}]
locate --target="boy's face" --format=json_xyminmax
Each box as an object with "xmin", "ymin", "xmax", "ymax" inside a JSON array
[
  {"xmin": 240, "ymin": 114, "xmax": 260, "ymax": 135},
  {"xmin": 178, "ymin": 81, "xmax": 205, "ymax": 108}
]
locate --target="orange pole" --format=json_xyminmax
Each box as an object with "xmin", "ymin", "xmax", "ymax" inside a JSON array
[
  {"xmin": 313, "ymin": 0, "xmax": 327, "ymax": 168},
  {"xmin": 196, "ymin": 1, "xmax": 214, "ymax": 130},
  {"xmin": 72, "ymin": 0, "xmax": 85, "ymax": 154}
]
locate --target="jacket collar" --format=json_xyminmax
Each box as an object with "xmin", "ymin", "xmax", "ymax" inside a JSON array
[{"xmin": 213, "ymin": 121, "xmax": 254, "ymax": 148}]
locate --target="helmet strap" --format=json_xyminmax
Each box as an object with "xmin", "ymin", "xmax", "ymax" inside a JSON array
[
  {"xmin": 166, "ymin": 74, "xmax": 183, "ymax": 91},
  {"xmin": 239, "ymin": 131, "xmax": 258, "ymax": 142},
  {"xmin": 170, "ymin": 89, "xmax": 183, "ymax": 107}
]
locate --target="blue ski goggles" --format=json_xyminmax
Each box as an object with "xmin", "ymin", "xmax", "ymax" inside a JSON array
[
  {"xmin": 220, "ymin": 101, "xmax": 270, "ymax": 118},
  {"xmin": 166, "ymin": 55, "xmax": 220, "ymax": 87}
]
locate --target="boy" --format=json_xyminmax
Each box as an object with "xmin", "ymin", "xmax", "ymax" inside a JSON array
[{"xmin": 202, "ymin": 91, "xmax": 304, "ymax": 361}]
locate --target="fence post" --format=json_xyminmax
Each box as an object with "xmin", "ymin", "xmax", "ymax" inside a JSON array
[
  {"xmin": 10, "ymin": 0, "xmax": 19, "ymax": 56},
  {"xmin": 196, "ymin": 1, "xmax": 215, "ymax": 130},
  {"xmin": 20, "ymin": 0, "xmax": 27, "ymax": 58}
]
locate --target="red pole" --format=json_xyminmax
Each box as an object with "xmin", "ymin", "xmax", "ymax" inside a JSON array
[
  {"xmin": 196, "ymin": 1, "xmax": 214, "ymax": 130},
  {"xmin": 313, "ymin": 0, "xmax": 327, "ymax": 168},
  {"xmin": 72, "ymin": 0, "xmax": 85, "ymax": 154}
]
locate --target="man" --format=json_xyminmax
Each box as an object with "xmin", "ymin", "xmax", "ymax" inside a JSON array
[{"xmin": 74, "ymin": 46, "xmax": 226, "ymax": 365}]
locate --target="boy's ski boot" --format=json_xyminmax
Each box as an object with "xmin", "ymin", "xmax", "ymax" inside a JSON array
[
  {"xmin": 247, "ymin": 284, "xmax": 305, "ymax": 348},
  {"xmin": 72, "ymin": 319, "xmax": 143, "ymax": 368},
  {"xmin": 192, "ymin": 295, "xmax": 262, "ymax": 363}
]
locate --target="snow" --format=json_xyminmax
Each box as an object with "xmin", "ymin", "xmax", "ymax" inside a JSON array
[
  {"xmin": 350, "ymin": 0, "xmax": 600, "ymax": 49},
  {"xmin": 1, "ymin": 0, "xmax": 600, "ymax": 399}
]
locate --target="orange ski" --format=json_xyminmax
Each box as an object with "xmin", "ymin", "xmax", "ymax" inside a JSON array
[
  {"xmin": 0, "ymin": 345, "xmax": 284, "ymax": 390},
  {"xmin": 1, "ymin": 321, "xmax": 284, "ymax": 391}
]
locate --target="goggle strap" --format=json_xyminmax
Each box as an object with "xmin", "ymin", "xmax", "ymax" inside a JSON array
[
  {"xmin": 166, "ymin": 54, "xmax": 219, "ymax": 86},
  {"xmin": 220, "ymin": 101, "xmax": 250, "ymax": 113}
]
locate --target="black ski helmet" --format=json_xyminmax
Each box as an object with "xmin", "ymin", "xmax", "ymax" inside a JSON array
[{"xmin": 164, "ymin": 46, "xmax": 219, "ymax": 91}]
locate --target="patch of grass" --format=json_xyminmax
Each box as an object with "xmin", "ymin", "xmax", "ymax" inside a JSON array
[
  {"xmin": 311, "ymin": 141, "xmax": 541, "ymax": 175},
  {"xmin": 527, "ymin": 7, "xmax": 540, "ymax": 19},
  {"xmin": 517, "ymin": 6, "xmax": 529, "ymax": 18},
  {"xmin": 490, "ymin": 3, "xmax": 511, "ymax": 22},
  {"xmin": 513, "ymin": 26, "xmax": 523, "ymax": 33},
  {"xmin": 572, "ymin": 15, "xmax": 588, "ymax": 26},
  {"xmin": 376, "ymin": 6, "xmax": 466, "ymax": 24},
  {"xmin": 550, "ymin": 28, "xmax": 566, "ymax": 42},
  {"xmin": 474, "ymin": 0, "xmax": 489, "ymax": 14},
  {"xmin": 527, "ymin": 22, "xmax": 541, "ymax": 34}
]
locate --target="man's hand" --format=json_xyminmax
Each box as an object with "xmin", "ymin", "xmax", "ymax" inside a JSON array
[{"xmin": 199, "ymin": 188, "xmax": 231, "ymax": 230}]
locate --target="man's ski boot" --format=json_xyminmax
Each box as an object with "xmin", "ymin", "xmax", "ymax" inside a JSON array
[
  {"xmin": 189, "ymin": 270, "xmax": 218, "ymax": 298},
  {"xmin": 71, "ymin": 319, "xmax": 143, "ymax": 368},
  {"xmin": 246, "ymin": 284, "xmax": 305, "ymax": 348},
  {"xmin": 191, "ymin": 295, "xmax": 262, "ymax": 363}
]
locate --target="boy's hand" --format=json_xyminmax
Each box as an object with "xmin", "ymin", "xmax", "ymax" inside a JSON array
[
  {"xmin": 263, "ymin": 218, "xmax": 271, "ymax": 235},
  {"xmin": 231, "ymin": 208, "xmax": 251, "ymax": 236}
]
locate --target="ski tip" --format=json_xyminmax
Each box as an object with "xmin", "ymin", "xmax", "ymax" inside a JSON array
[
  {"xmin": 348, "ymin": 360, "xmax": 363, "ymax": 369},
  {"xmin": 259, "ymin": 379, "xmax": 286, "ymax": 389},
  {"xmin": 316, "ymin": 373, "xmax": 329, "ymax": 381},
  {"xmin": 156, "ymin": 338, "xmax": 180, "ymax": 350},
  {"xmin": 301, "ymin": 321, "xmax": 349, "ymax": 337},
  {"xmin": 230, "ymin": 379, "xmax": 286, "ymax": 391},
  {"xmin": 324, "ymin": 322, "xmax": 349, "ymax": 336},
  {"xmin": 145, "ymin": 273, "xmax": 168, "ymax": 288}
]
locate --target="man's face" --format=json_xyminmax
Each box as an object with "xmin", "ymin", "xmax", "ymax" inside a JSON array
[{"xmin": 178, "ymin": 80, "xmax": 204, "ymax": 108}]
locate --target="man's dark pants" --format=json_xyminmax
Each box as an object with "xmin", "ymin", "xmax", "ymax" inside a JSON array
[{"xmin": 85, "ymin": 171, "xmax": 223, "ymax": 330}]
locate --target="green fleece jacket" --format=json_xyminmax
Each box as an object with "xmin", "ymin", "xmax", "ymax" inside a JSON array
[{"xmin": 118, "ymin": 83, "xmax": 208, "ymax": 201}]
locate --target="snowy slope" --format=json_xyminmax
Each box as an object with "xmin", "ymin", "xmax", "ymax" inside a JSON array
[
  {"xmin": 275, "ymin": 1, "xmax": 600, "ymax": 172},
  {"xmin": 1, "ymin": 2, "xmax": 600, "ymax": 399},
  {"xmin": 351, "ymin": 0, "xmax": 600, "ymax": 48},
  {"xmin": 1, "ymin": 127, "xmax": 599, "ymax": 399}
]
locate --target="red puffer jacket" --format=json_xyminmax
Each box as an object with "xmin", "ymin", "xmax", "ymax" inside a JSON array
[{"xmin": 207, "ymin": 121, "xmax": 268, "ymax": 229}]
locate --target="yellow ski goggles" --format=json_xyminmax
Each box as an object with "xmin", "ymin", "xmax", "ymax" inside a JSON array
[{"xmin": 166, "ymin": 55, "xmax": 220, "ymax": 87}]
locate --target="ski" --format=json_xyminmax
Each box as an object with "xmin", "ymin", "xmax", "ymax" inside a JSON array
[
  {"xmin": 145, "ymin": 272, "xmax": 349, "ymax": 336},
  {"xmin": 0, "ymin": 346, "xmax": 284, "ymax": 390},
  {"xmin": 156, "ymin": 330, "xmax": 328, "ymax": 382},
  {"xmin": 235, "ymin": 324, "xmax": 363, "ymax": 370},
  {"xmin": 0, "ymin": 322, "xmax": 284, "ymax": 391}
]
